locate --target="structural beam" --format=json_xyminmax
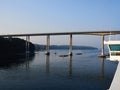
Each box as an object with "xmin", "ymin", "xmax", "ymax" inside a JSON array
[
  {"xmin": 69, "ymin": 34, "xmax": 73, "ymax": 56},
  {"xmin": 45, "ymin": 35, "xmax": 50, "ymax": 55}
]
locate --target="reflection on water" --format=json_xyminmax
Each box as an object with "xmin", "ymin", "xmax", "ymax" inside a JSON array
[
  {"xmin": 46, "ymin": 55, "xmax": 50, "ymax": 76},
  {"xmin": 45, "ymin": 54, "xmax": 73, "ymax": 77},
  {"xmin": 0, "ymin": 53, "xmax": 35, "ymax": 69},
  {"xmin": 101, "ymin": 58, "xmax": 105, "ymax": 80},
  {"xmin": 0, "ymin": 50, "xmax": 118, "ymax": 90},
  {"xmin": 69, "ymin": 56, "xmax": 72, "ymax": 77},
  {"xmin": 46, "ymin": 54, "xmax": 106, "ymax": 80}
]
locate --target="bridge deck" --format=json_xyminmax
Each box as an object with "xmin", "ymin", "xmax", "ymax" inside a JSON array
[{"xmin": 0, "ymin": 31, "xmax": 120, "ymax": 37}]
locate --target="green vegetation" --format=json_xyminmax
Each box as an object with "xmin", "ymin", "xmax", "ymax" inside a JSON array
[
  {"xmin": 35, "ymin": 44, "xmax": 98, "ymax": 51},
  {"xmin": 0, "ymin": 37, "xmax": 35, "ymax": 57},
  {"xmin": 0, "ymin": 37, "xmax": 35, "ymax": 65}
]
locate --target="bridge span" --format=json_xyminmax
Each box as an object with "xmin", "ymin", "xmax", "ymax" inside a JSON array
[{"xmin": 0, "ymin": 31, "xmax": 120, "ymax": 56}]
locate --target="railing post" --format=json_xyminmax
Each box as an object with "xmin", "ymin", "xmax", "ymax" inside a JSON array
[
  {"xmin": 45, "ymin": 35, "xmax": 50, "ymax": 55},
  {"xmin": 69, "ymin": 34, "xmax": 73, "ymax": 56}
]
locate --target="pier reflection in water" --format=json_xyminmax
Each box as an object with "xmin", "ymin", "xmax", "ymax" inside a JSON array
[
  {"xmin": 100, "ymin": 58, "xmax": 105, "ymax": 80},
  {"xmin": 69, "ymin": 56, "xmax": 72, "ymax": 77},
  {"xmin": 47, "ymin": 54, "xmax": 73, "ymax": 77},
  {"xmin": 46, "ymin": 55, "xmax": 50, "ymax": 76},
  {"xmin": 0, "ymin": 53, "xmax": 35, "ymax": 69},
  {"xmin": 50, "ymin": 53, "xmax": 106, "ymax": 80},
  {"xmin": 0, "ymin": 50, "xmax": 118, "ymax": 90}
]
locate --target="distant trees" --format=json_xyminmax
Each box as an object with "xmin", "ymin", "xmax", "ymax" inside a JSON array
[{"xmin": 35, "ymin": 44, "xmax": 98, "ymax": 51}]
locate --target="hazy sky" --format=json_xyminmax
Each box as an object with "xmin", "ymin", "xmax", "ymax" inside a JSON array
[{"xmin": 0, "ymin": 0, "xmax": 120, "ymax": 47}]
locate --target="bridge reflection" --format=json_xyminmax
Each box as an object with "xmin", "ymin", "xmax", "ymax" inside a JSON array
[
  {"xmin": 69, "ymin": 56, "xmax": 72, "ymax": 77},
  {"xmin": 45, "ymin": 54, "xmax": 105, "ymax": 79},
  {"xmin": 0, "ymin": 52, "xmax": 106, "ymax": 80},
  {"xmin": 100, "ymin": 58, "xmax": 105, "ymax": 80},
  {"xmin": 46, "ymin": 55, "xmax": 50, "ymax": 76}
]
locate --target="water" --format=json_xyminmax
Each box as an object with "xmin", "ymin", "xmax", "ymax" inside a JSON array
[{"xmin": 0, "ymin": 50, "xmax": 118, "ymax": 90}]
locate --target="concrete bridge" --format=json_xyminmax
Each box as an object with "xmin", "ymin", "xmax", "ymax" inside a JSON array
[{"xmin": 0, "ymin": 31, "xmax": 120, "ymax": 56}]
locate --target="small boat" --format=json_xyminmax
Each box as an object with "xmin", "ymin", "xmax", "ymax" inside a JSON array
[
  {"xmin": 59, "ymin": 54, "xmax": 69, "ymax": 57},
  {"xmin": 104, "ymin": 40, "xmax": 120, "ymax": 61},
  {"xmin": 54, "ymin": 52, "xmax": 57, "ymax": 54},
  {"xmin": 76, "ymin": 53, "xmax": 82, "ymax": 55}
]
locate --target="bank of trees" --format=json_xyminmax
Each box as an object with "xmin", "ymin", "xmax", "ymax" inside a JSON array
[
  {"xmin": 0, "ymin": 38, "xmax": 35, "ymax": 54},
  {"xmin": 35, "ymin": 44, "xmax": 98, "ymax": 51}
]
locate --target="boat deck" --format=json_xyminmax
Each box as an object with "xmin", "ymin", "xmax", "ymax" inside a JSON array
[{"xmin": 109, "ymin": 62, "xmax": 120, "ymax": 90}]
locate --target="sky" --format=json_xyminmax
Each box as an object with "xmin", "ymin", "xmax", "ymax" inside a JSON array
[{"xmin": 0, "ymin": 0, "xmax": 120, "ymax": 47}]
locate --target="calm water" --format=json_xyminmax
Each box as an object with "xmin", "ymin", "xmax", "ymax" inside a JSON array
[{"xmin": 0, "ymin": 50, "xmax": 118, "ymax": 90}]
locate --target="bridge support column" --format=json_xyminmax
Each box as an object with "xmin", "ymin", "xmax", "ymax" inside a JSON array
[
  {"xmin": 45, "ymin": 35, "xmax": 50, "ymax": 55},
  {"xmin": 69, "ymin": 34, "xmax": 73, "ymax": 56},
  {"xmin": 26, "ymin": 36, "xmax": 30, "ymax": 54},
  {"xmin": 101, "ymin": 35, "xmax": 105, "ymax": 56},
  {"xmin": 98, "ymin": 35, "xmax": 105, "ymax": 58}
]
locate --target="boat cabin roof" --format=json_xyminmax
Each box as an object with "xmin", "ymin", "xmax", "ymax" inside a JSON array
[{"xmin": 104, "ymin": 41, "xmax": 120, "ymax": 44}]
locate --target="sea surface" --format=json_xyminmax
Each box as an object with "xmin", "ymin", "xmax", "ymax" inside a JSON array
[{"xmin": 0, "ymin": 50, "xmax": 118, "ymax": 90}]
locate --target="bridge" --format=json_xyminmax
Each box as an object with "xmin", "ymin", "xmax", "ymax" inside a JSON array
[{"xmin": 0, "ymin": 31, "xmax": 120, "ymax": 56}]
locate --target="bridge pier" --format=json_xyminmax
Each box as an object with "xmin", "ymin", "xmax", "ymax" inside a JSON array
[
  {"xmin": 26, "ymin": 36, "xmax": 30, "ymax": 54},
  {"xmin": 45, "ymin": 35, "xmax": 50, "ymax": 55},
  {"xmin": 102, "ymin": 35, "xmax": 105, "ymax": 56},
  {"xmin": 98, "ymin": 35, "xmax": 106, "ymax": 58},
  {"xmin": 69, "ymin": 34, "xmax": 73, "ymax": 56}
]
